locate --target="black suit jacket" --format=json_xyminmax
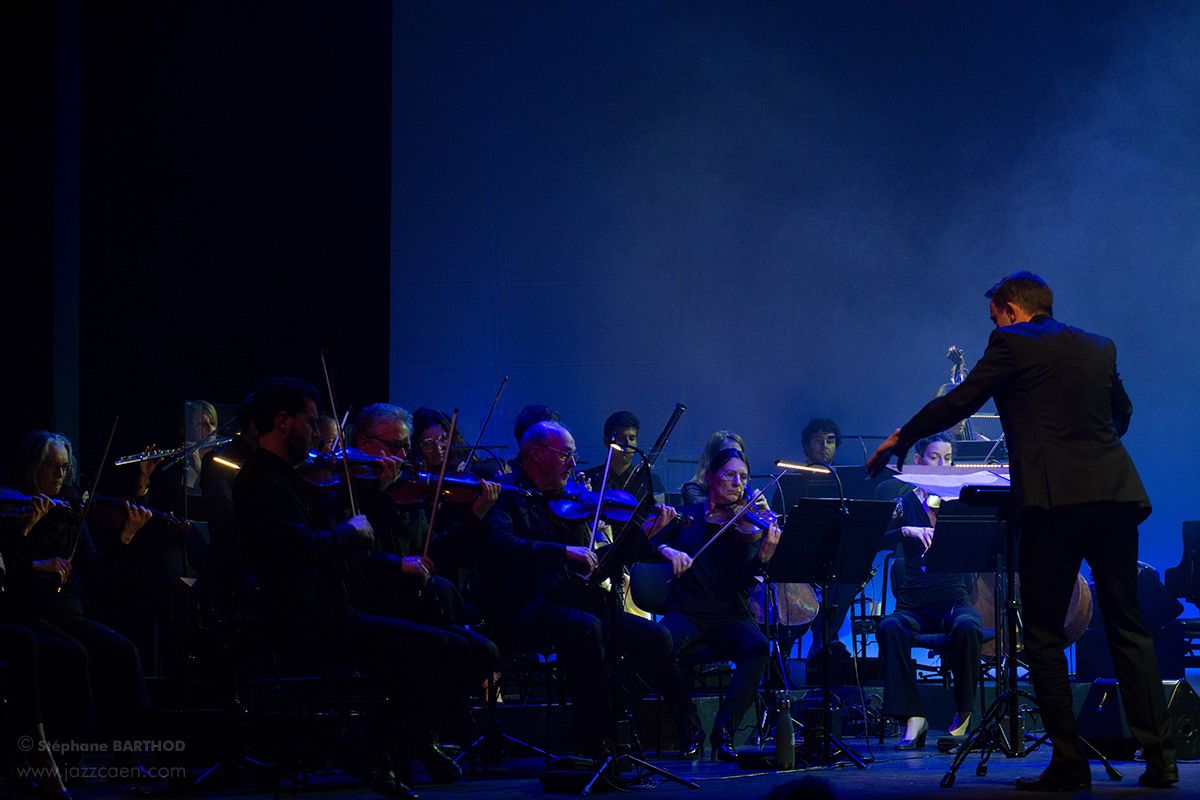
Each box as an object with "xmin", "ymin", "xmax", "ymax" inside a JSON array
[{"xmin": 896, "ymin": 315, "xmax": 1150, "ymax": 520}]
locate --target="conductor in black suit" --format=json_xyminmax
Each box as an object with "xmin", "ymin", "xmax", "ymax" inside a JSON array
[{"xmin": 866, "ymin": 272, "xmax": 1176, "ymax": 792}]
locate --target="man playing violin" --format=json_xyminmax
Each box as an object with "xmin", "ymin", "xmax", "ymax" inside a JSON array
[
  {"xmin": 350, "ymin": 403, "xmax": 502, "ymax": 721},
  {"xmin": 234, "ymin": 379, "xmax": 467, "ymax": 791},
  {"xmin": 481, "ymin": 420, "xmax": 675, "ymax": 761},
  {"xmin": 653, "ymin": 447, "xmax": 781, "ymax": 761}
]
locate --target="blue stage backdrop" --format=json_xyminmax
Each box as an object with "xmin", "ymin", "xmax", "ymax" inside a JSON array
[{"xmin": 390, "ymin": 1, "xmax": 1199, "ymax": 575}]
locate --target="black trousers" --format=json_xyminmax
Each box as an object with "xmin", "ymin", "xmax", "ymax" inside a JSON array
[
  {"xmin": 658, "ymin": 612, "xmax": 769, "ymax": 738},
  {"xmin": 1020, "ymin": 502, "xmax": 1174, "ymax": 768},
  {"xmin": 25, "ymin": 615, "xmax": 150, "ymax": 739},
  {"xmin": 876, "ymin": 603, "xmax": 981, "ymax": 720},
  {"xmin": 507, "ymin": 590, "xmax": 672, "ymax": 755}
]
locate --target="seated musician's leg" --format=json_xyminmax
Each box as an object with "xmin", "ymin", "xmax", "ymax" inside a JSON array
[
  {"xmin": 656, "ymin": 611, "xmax": 706, "ymax": 757},
  {"xmin": 877, "ymin": 609, "xmax": 927, "ymax": 746},
  {"xmin": 707, "ymin": 616, "xmax": 769, "ymax": 759},
  {"xmin": 943, "ymin": 604, "xmax": 983, "ymax": 735}
]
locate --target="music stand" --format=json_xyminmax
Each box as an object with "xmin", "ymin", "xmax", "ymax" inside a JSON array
[
  {"xmin": 937, "ymin": 486, "xmax": 1120, "ymax": 788},
  {"xmin": 772, "ymin": 498, "xmax": 895, "ymax": 767}
]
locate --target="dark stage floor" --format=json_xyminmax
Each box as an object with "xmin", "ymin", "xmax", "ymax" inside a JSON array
[{"xmin": 49, "ymin": 739, "xmax": 1197, "ymax": 800}]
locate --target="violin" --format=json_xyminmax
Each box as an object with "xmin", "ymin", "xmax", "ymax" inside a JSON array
[
  {"xmin": 385, "ymin": 469, "xmax": 534, "ymax": 506},
  {"xmin": 0, "ymin": 492, "xmax": 189, "ymax": 536},
  {"xmin": 296, "ymin": 448, "xmax": 414, "ymax": 487},
  {"xmin": 704, "ymin": 501, "xmax": 778, "ymax": 543},
  {"xmin": 548, "ymin": 486, "xmax": 640, "ymax": 524}
]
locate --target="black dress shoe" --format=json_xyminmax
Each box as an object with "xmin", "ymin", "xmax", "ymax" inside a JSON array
[
  {"xmin": 679, "ymin": 728, "xmax": 706, "ymax": 760},
  {"xmin": 1139, "ymin": 763, "xmax": 1180, "ymax": 788},
  {"xmin": 1015, "ymin": 764, "xmax": 1091, "ymax": 792},
  {"xmin": 416, "ymin": 741, "xmax": 462, "ymax": 785},
  {"xmin": 711, "ymin": 727, "xmax": 737, "ymax": 762},
  {"xmin": 894, "ymin": 720, "xmax": 928, "ymax": 751}
]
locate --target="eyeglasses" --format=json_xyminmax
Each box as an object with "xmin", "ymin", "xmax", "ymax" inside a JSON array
[
  {"xmin": 44, "ymin": 462, "xmax": 71, "ymax": 476},
  {"xmin": 364, "ymin": 434, "xmax": 408, "ymax": 455},
  {"xmin": 419, "ymin": 435, "xmax": 449, "ymax": 450},
  {"xmin": 539, "ymin": 445, "xmax": 577, "ymax": 464},
  {"xmin": 716, "ymin": 469, "xmax": 748, "ymax": 483}
]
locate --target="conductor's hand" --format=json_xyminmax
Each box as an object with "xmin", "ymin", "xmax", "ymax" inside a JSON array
[
  {"xmin": 900, "ymin": 526, "xmax": 935, "ymax": 553},
  {"xmin": 756, "ymin": 521, "xmax": 782, "ymax": 565},
  {"xmin": 865, "ymin": 428, "xmax": 908, "ymax": 478},
  {"xmin": 565, "ymin": 546, "xmax": 598, "ymax": 573},
  {"xmin": 658, "ymin": 546, "xmax": 693, "ymax": 577},
  {"xmin": 642, "ymin": 505, "xmax": 678, "ymax": 538}
]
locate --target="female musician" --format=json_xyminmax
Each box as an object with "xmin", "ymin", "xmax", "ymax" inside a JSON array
[
  {"xmin": 0, "ymin": 432, "xmax": 152, "ymax": 742},
  {"xmin": 876, "ymin": 434, "xmax": 981, "ymax": 748},
  {"xmin": 655, "ymin": 448, "xmax": 781, "ymax": 760},
  {"xmin": 680, "ymin": 430, "xmax": 747, "ymax": 506}
]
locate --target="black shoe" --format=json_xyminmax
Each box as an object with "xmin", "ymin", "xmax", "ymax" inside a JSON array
[
  {"xmin": 679, "ymin": 728, "xmax": 705, "ymax": 760},
  {"xmin": 1139, "ymin": 764, "xmax": 1180, "ymax": 788},
  {"xmin": 361, "ymin": 767, "xmax": 418, "ymax": 799},
  {"xmin": 895, "ymin": 720, "xmax": 928, "ymax": 751},
  {"xmin": 1015, "ymin": 764, "xmax": 1091, "ymax": 792},
  {"xmin": 416, "ymin": 741, "xmax": 461, "ymax": 785},
  {"xmin": 711, "ymin": 727, "xmax": 737, "ymax": 762}
]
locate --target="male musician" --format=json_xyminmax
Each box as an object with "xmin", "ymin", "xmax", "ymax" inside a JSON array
[
  {"xmin": 876, "ymin": 433, "xmax": 981, "ymax": 749},
  {"xmin": 482, "ymin": 420, "xmax": 674, "ymax": 760},
  {"xmin": 584, "ymin": 411, "xmax": 665, "ymax": 503},
  {"xmin": 234, "ymin": 378, "xmax": 465, "ymax": 790},
  {"xmin": 867, "ymin": 272, "xmax": 1176, "ymax": 790},
  {"xmin": 351, "ymin": 403, "xmax": 501, "ymax": 686},
  {"xmin": 802, "ymin": 418, "xmax": 840, "ymax": 466}
]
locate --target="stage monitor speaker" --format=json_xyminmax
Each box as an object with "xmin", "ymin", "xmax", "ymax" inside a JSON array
[{"xmin": 1075, "ymin": 679, "xmax": 1200, "ymax": 760}]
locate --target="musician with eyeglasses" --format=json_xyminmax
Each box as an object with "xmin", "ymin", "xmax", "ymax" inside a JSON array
[
  {"xmin": 653, "ymin": 447, "xmax": 780, "ymax": 762},
  {"xmin": 0, "ymin": 431, "xmax": 151, "ymax": 745},
  {"xmin": 481, "ymin": 420, "xmax": 674, "ymax": 761}
]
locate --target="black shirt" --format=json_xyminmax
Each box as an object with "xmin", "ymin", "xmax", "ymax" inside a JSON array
[{"xmin": 655, "ymin": 502, "xmax": 762, "ymax": 618}]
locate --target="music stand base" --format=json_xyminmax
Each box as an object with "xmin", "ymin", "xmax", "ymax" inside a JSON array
[
  {"xmin": 940, "ymin": 689, "xmax": 1121, "ymax": 788},
  {"xmin": 580, "ymin": 753, "xmax": 700, "ymax": 796}
]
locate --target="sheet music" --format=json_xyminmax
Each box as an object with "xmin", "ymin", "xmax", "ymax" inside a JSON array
[{"xmin": 891, "ymin": 469, "xmax": 1010, "ymax": 501}]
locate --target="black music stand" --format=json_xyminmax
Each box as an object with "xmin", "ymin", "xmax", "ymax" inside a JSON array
[
  {"xmin": 938, "ymin": 486, "xmax": 1120, "ymax": 788},
  {"xmin": 771, "ymin": 498, "xmax": 895, "ymax": 768}
]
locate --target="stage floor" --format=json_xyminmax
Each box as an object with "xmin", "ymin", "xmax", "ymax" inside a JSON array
[{"xmin": 56, "ymin": 738, "xmax": 1196, "ymax": 800}]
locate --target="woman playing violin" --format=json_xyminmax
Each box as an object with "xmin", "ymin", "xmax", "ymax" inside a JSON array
[
  {"xmin": 654, "ymin": 447, "xmax": 781, "ymax": 761},
  {"xmin": 0, "ymin": 431, "xmax": 151, "ymax": 743}
]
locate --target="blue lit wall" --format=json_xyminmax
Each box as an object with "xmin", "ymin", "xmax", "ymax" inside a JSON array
[{"xmin": 390, "ymin": 1, "xmax": 1200, "ymax": 574}]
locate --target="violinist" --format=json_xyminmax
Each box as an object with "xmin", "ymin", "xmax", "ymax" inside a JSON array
[
  {"xmin": 876, "ymin": 434, "xmax": 981, "ymax": 749},
  {"xmin": 481, "ymin": 421, "xmax": 674, "ymax": 760},
  {"xmin": 653, "ymin": 447, "xmax": 780, "ymax": 761},
  {"xmin": 409, "ymin": 407, "xmax": 500, "ymax": 591},
  {"xmin": 584, "ymin": 411, "xmax": 665, "ymax": 503},
  {"xmin": 0, "ymin": 431, "xmax": 151, "ymax": 742},
  {"xmin": 506, "ymin": 404, "xmax": 560, "ymax": 472},
  {"xmin": 233, "ymin": 380, "xmax": 463, "ymax": 790},
  {"xmin": 351, "ymin": 404, "xmax": 500, "ymax": 674},
  {"xmin": 680, "ymin": 431, "xmax": 747, "ymax": 506}
]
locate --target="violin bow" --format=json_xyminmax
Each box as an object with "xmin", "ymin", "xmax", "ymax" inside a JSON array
[
  {"xmin": 422, "ymin": 408, "xmax": 458, "ymax": 560},
  {"xmin": 458, "ymin": 375, "xmax": 508, "ymax": 469},
  {"xmin": 319, "ymin": 348, "xmax": 360, "ymax": 517},
  {"xmin": 586, "ymin": 439, "xmax": 621, "ymax": 555},
  {"xmin": 64, "ymin": 416, "xmax": 119, "ymax": 585}
]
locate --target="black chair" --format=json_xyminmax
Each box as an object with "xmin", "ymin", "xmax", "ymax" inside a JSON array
[{"xmin": 628, "ymin": 563, "xmax": 733, "ymax": 755}]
